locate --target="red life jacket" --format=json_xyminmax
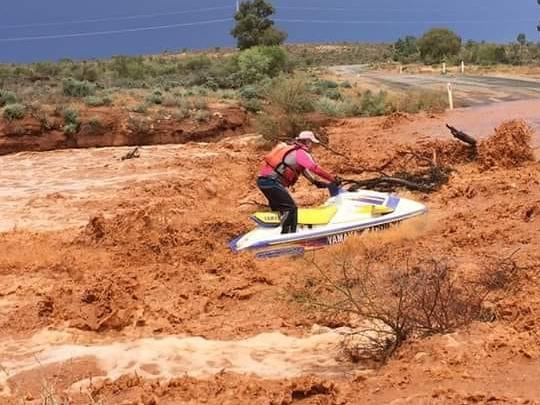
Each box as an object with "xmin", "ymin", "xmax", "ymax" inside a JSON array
[{"xmin": 264, "ymin": 143, "xmax": 302, "ymax": 185}]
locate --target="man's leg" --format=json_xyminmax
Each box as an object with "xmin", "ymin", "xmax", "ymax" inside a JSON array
[{"xmin": 257, "ymin": 179, "xmax": 298, "ymax": 234}]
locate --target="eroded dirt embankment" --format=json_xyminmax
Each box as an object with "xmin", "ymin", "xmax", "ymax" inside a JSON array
[
  {"xmin": 0, "ymin": 112, "xmax": 539, "ymax": 404},
  {"xmin": 0, "ymin": 104, "xmax": 248, "ymax": 156}
]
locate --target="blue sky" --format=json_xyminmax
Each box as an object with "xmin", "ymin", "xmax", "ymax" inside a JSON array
[{"xmin": 0, "ymin": 0, "xmax": 538, "ymax": 62}]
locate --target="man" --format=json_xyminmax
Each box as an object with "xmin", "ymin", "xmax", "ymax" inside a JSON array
[{"xmin": 257, "ymin": 131, "xmax": 339, "ymax": 234}]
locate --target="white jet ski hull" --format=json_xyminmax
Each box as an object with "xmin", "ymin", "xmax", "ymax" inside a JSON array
[{"xmin": 230, "ymin": 190, "xmax": 427, "ymax": 259}]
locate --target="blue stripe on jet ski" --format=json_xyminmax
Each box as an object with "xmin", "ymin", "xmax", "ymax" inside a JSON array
[
  {"xmin": 386, "ymin": 196, "xmax": 400, "ymax": 210},
  {"xmin": 228, "ymin": 235, "xmax": 243, "ymax": 253},
  {"xmin": 356, "ymin": 197, "xmax": 386, "ymax": 205},
  {"xmin": 249, "ymin": 208, "xmax": 427, "ymax": 250}
]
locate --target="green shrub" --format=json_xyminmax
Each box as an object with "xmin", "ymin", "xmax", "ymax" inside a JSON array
[
  {"xmin": 265, "ymin": 74, "xmax": 314, "ymax": 114},
  {"xmin": 146, "ymin": 90, "xmax": 163, "ymax": 105},
  {"xmin": 110, "ymin": 56, "xmax": 146, "ymax": 80},
  {"xmin": 314, "ymin": 80, "xmax": 339, "ymax": 91},
  {"xmin": 237, "ymin": 46, "xmax": 288, "ymax": 84},
  {"xmin": 63, "ymin": 78, "xmax": 95, "ymax": 97},
  {"xmin": 62, "ymin": 108, "xmax": 80, "ymax": 134},
  {"xmin": 84, "ymin": 96, "xmax": 112, "ymax": 107},
  {"xmin": 313, "ymin": 97, "xmax": 361, "ymax": 117},
  {"xmin": 63, "ymin": 123, "xmax": 80, "ymax": 135},
  {"xmin": 239, "ymin": 85, "xmax": 259, "ymax": 99},
  {"xmin": 256, "ymin": 113, "xmax": 281, "ymax": 139},
  {"xmin": 242, "ymin": 98, "xmax": 262, "ymax": 113},
  {"xmin": 0, "ymin": 90, "xmax": 18, "ymax": 107},
  {"xmin": 216, "ymin": 89, "xmax": 237, "ymax": 100},
  {"xmin": 418, "ymin": 28, "xmax": 461, "ymax": 64},
  {"xmin": 389, "ymin": 89, "xmax": 448, "ymax": 114},
  {"xmin": 162, "ymin": 95, "xmax": 182, "ymax": 107},
  {"xmin": 204, "ymin": 79, "xmax": 219, "ymax": 91},
  {"xmin": 184, "ymin": 55, "xmax": 212, "ymax": 71},
  {"xmin": 311, "ymin": 80, "xmax": 343, "ymax": 99},
  {"xmin": 85, "ymin": 117, "xmax": 104, "ymax": 134},
  {"xmin": 340, "ymin": 81, "xmax": 353, "ymax": 88},
  {"xmin": 76, "ymin": 64, "xmax": 99, "ymax": 82},
  {"xmin": 131, "ymin": 103, "xmax": 148, "ymax": 113},
  {"xmin": 256, "ymin": 112, "xmax": 321, "ymax": 141},
  {"xmin": 63, "ymin": 108, "xmax": 79, "ymax": 124},
  {"xmin": 324, "ymin": 88, "xmax": 343, "ymax": 100},
  {"xmin": 360, "ymin": 90, "xmax": 389, "ymax": 116},
  {"xmin": 33, "ymin": 61, "xmax": 61, "ymax": 77},
  {"xmin": 174, "ymin": 106, "xmax": 191, "ymax": 120},
  {"xmin": 190, "ymin": 96, "xmax": 208, "ymax": 110},
  {"xmin": 3, "ymin": 103, "xmax": 26, "ymax": 121},
  {"xmin": 313, "ymin": 97, "xmax": 342, "ymax": 117},
  {"xmin": 393, "ymin": 35, "xmax": 420, "ymax": 63}
]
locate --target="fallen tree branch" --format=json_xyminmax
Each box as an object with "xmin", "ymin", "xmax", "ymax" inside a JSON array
[
  {"xmin": 446, "ymin": 124, "xmax": 477, "ymax": 147},
  {"xmin": 121, "ymin": 147, "xmax": 140, "ymax": 161},
  {"xmin": 344, "ymin": 176, "xmax": 440, "ymax": 192}
]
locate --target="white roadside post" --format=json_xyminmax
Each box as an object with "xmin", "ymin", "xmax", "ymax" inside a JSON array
[
  {"xmin": 442, "ymin": 62, "xmax": 447, "ymax": 75},
  {"xmin": 399, "ymin": 65, "xmax": 403, "ymax": 74},
  {"xmin": 447, "ymin": 83, "xmax": 454, "ymax": 110},
  {"xmin": 461, "ymin": 60, "xmax": 465, "ymax": 74}
]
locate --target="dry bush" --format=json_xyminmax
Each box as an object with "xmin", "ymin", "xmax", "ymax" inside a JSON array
[
  {"xmin": 387, "ymin": 88, "xmax": 449, "ymax": 114},
  {"xmin": 256, "ymin": 112, "xmax": 323, "ymax": 141},
  {"xmin": 294, "ymin": 241, "xmax": 521, "ymax": 362},
  {"xmin": 264, "ymin": 73, "xmax": 314, "ymax": 115},
  {"xmin": 478, "ymin": 119, "xmax": 535, "ymax": 169}
]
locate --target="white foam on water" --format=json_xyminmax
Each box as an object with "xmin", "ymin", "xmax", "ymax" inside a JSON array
[{"xmin": 0, "ymin": 326, "xmax": 381, "ymax": 395}]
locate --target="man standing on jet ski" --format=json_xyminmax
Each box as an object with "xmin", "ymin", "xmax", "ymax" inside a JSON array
[{"xmin": 257, "ymin": 131, "xmax": 340, "ymax": 234}]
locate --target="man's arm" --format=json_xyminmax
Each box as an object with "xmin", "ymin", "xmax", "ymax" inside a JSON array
[{"xmin": 296, "ymin": 149, "xmax": 336, "ymax": 182}]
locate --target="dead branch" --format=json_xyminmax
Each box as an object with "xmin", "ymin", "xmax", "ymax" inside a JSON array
[
  {"xmin": 344, "ymin": 167, "xmax": 450, "ymax": 192},
  {"xmin": 446, "ymin": 124, "xmax": 477, "ymax": 147},
  {"xmin": 342, "ymin": 149, "xmax": 451, "ymax": 193},
  {"xmin": 121, "ymin": 147, "xmax": 140, "ymax": 161}
]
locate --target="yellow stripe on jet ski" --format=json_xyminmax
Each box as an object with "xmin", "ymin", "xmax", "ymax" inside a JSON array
[
  {"xmin": 357, "ymin": 205, "xmax": 394, "ymax": 215},
  {"xmin": 254, "ymin": 206, "xmax": 338, "ymax": 225}
]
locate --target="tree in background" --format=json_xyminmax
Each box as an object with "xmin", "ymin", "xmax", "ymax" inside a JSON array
[
  {"xmin": 517, "ymin": 33, "xmax": 527, "ymax": 46},
  {"xmin": 393, "ymin": 35, "xmax": 419, "ymax": 63},
  {"xmin": 231, "ymin": 0, "xmax": 287, "ymax": 50},
  {"xmin": 418, "ymin": 28, "xmax": 461, "ymax": 64}
]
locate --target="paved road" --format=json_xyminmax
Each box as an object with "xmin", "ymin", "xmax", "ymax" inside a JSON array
[{"xmin": 330, "ymin": 65, "xmax": 540, "ymax": 106}]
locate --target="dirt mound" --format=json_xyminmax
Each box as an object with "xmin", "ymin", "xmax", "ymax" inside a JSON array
[
  {"xmin": 80, "ymin": 205, "xmax": 249, "ymax": 265},
  {"xmin": 88, "ymin": 374, "xmax": 337, "ymax": 405},
  {"xmin": 380, "ymin": 112, "xmax": 412, "ymax": 130},
  {"xmin": 66, "ymin": 273, "xmax": 139, "ymax": 332},
  {"xmin": 81, "ymin": 208, "xmax": 181, "ymax": 259},
  {"xmin": 478, "ymin": 120, "xmax": 535, "ymax": 169}
]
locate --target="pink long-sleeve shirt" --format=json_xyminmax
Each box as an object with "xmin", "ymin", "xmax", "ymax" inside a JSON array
[{"xmin": 259, "ymin": 145, "xmax": 335, "ymax": 186}]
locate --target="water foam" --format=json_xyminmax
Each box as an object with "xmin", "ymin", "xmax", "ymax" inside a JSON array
[{"xmin": 1, "ymin": 326, "xmax": 380, "ymax": 395}]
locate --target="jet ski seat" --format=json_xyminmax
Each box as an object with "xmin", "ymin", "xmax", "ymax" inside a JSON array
[{"xmin": 252, "ymin": 206, "xmax": 337, "ymax": 226}]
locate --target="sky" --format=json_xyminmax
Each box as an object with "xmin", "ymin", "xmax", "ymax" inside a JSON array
[{"xmin": 0, "ymin": 0, "xmax": 539, "ymax": 63}]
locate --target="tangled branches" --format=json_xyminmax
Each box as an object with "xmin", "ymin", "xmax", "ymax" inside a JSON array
[
  {"xmin": 293, "ymin": 248, "xmax": 522, "ymax": 363},
  {"xmin": 344, "ymin": 151, "xmax": 452, "ymax": 192}
]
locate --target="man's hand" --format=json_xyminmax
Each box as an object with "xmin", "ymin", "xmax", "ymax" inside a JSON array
[
  {"xmin": 334, "ymin": 176, "xmax": 344, "ymax": 185},
  {"xmin": 313, "ymin": 180, "xmax": 328, "ymax": 189}
]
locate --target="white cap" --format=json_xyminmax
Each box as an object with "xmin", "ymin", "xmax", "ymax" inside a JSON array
[{"xmin": 296, "ymin": 130, "xmax": 320, "ymax": 144}]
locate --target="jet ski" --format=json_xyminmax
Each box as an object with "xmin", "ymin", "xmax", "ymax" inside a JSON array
[{"xmin": 230, "ymin": 186, "xmax": 427, "ymax": 259}]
